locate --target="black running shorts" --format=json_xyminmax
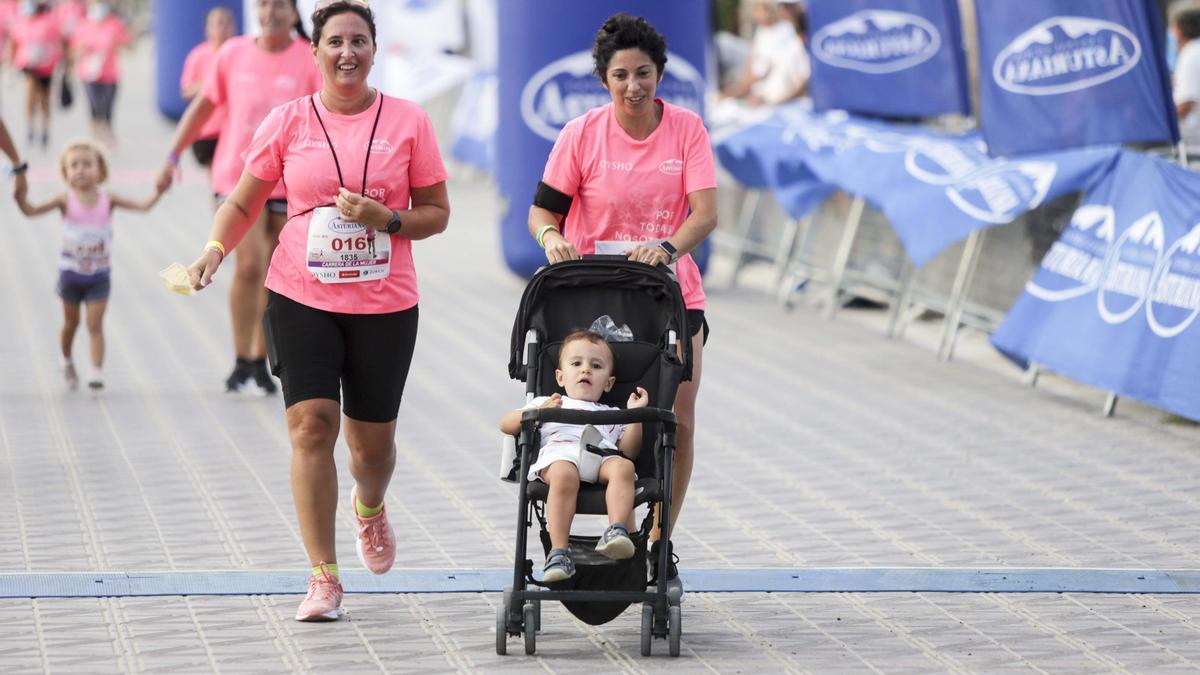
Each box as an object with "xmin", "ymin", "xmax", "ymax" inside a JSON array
[
  {"xmin": 264, "ymin": 291, "xmax": 418, "ymax": 423},
  {"xmin": 686, "ymin": 309, "xmax": 709, "ymax": 345}
]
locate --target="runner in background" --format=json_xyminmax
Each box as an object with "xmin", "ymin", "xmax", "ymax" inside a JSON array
[
  {"xmin": 180, "ymin": 6, "xmax": 235, "ymax": 172},
  {"xmin": 70, "ymin": 2, "xmax": 131, "ymax": 147},
  {"xmin": 9, "ymin": 2, "xmax": 63, "ymax": 149},
  {"xmin": 157, "ymin": 0, "xmax": 320, "ymax": 395}
]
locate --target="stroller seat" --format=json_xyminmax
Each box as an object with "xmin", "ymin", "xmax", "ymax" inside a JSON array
[{"xmin": 526, "ymin": 477, "xmax": 662, "ymax": 514}]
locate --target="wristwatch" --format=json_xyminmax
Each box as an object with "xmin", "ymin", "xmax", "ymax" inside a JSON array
[
  {"xmin": 658, "ymin": 240, "xmax": 679, "ymax": 264},
  {"xmin": 385, "ymin": 210, "xmax": 402, "ymax": 234},
  {"xmin": 10, "ymin": 161, "xmax": 28, "ymax": 176}
]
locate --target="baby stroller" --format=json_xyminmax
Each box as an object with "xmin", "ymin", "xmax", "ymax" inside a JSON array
[{"xmin": 497, "ymin": 256, "xmax": 692, "ymax": 656}]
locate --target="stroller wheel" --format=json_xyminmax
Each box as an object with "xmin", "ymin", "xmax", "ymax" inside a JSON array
[
  {"xmin": 523, "ymin": 602, "xmax": 537, "ymax": 655},
  {"xmin": 668, "ymin": 605, "xmax": 681, "ymax": 657},
  {"xmin": 495, "ymin": 601, "xmax": 508, "ymax": 655},
  {"xmin": 640, "ymin": 602, "xmax": 653, "ymax": 656}
]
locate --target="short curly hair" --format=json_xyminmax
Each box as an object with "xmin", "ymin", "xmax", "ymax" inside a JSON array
[
  {"xmin": 592, "ymin": 13, "xmax": 668, "ymax": 84},
  {"xmin": 312, "ymin": 1, "xmax": 376, "ymax": 46}
]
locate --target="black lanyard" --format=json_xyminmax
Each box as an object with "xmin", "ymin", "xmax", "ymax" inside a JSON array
[{"xmin": 290, "ymin": 91, "xmax": 384, "ymax": 220}]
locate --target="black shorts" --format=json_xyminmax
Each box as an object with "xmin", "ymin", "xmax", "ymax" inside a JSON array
[
  {"xmin": 686, "ymin": 309, "xmax": 709, "ymax": 345},
  {"xmin": 191, "ymin": 137, "xmax": 218, "ymax": 167},
  {"xmin": 57, "ymin": 274, "xmax": 111, "ymax": 304},
  {"xmin": 84, "ymin": 82, "xmax": 117, "ymax": 122},
  {"xmin": 24, "ymin": 70, "xmax": 51, "ymax": 92},
  {"xmin": 264, "ymin": 290, "xmax": 419, "ymax": 423}
]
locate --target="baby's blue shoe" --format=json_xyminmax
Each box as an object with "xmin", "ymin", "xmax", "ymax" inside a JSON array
[
  {"xmin": 594, "ymin": 523, "xmax": 635, "ymax": 560},
  {"xmin": 543, "ymin": 548, "xmax": 575, "ymax": 582}
]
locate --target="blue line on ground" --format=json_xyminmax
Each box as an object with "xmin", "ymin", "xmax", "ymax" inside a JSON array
[{"xmin": 1, "ymin": 567, "xmax": 1198, "ymax": 598}]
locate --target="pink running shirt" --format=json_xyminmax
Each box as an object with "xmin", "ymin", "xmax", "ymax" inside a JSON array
[
  {"xmin": 542, "ymin": 100, "xmax": 717, "ymax": 309},
  {"xmin": 242, "ymin": 92, "xmax": 449, "ymax": 314},
  {"xmin": 71, "ymin": 15, "xmax": 130, "ymax": 84},
  {"xmin": 201, "ymin": 36, "xmax": 321, "ymax": 198},
  {"xmin": 12, "ymin": 11, "xmax": 62, "ymax": 77},
  {"xmin": 180, "ymin": 41, "xmax": 225, "ymax": 139}
]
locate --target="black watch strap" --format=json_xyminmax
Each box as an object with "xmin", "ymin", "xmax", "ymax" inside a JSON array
[
  {"xmin": 658, "ymin": 240, "xmax": 679, "ymax": 263},
  {"xmin": 385, "ymin": 210, "xmax": 402, "ymax": 234},
  {"xmin": 10, "ymin": 161, "xmax": 28, "ymax": 176}
]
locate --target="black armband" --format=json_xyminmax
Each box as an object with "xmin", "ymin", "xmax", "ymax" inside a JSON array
[{"xmin": 532, "ymin": 181, "xmax": 573, "ymax": 216}]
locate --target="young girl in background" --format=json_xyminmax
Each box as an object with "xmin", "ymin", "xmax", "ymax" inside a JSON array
[{"xmin": 16, "ymin": 139, "xmax": 165, "ymax": 390}]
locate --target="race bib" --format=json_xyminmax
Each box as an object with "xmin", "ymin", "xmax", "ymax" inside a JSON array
[
  {"xmin": 26, "ymin": 44, "xmax": 47, "ymax": 68},
  {"xmin": 82, "ymin": 52, "xmax": 104, "ymax": 82},
  {"xmin": 61, "ymin": 225, "xmax": 110, "ymax": 275},
  {"xmin": 306, "ymin": 206, "xmax": 390, "ymax": 284},
  {"xmin": 595, "ymin": 238, "xmax": 676, "ymax": 273}
]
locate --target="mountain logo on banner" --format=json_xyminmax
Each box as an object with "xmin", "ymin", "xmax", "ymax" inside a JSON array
[
  {"xmin": 994, "ymin": 17, "xmax": 1141, "ymax": 96},
  {"xmin": 520, "ymin": 51, "xmax": 704, "ymax": 142},
  {"xmin": 1027, "ymin": 207, "xmax": 1200, "ymax": 338},
  {"xmin": 903, "ymin": 141, "xmax": 1057, "ymax": 224},
  {"xmin": 1148, "ymin": 224, "xmax": 1200, "ymax": 337},
  {"xmin": 811, "ymin": 10, "xmax": 941, "ymax": 74},
  {"xmin": 1027, "ymin": 205, "xmax": 1114, "ymax": 302}
]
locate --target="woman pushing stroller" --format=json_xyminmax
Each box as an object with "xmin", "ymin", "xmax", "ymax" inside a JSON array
[{"xmin": 501, "ymin": 330, "xmax": 649, "ymax": 581}]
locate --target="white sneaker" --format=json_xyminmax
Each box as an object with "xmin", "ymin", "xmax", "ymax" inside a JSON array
[{"xmin": 61, "ymin": 360, "xmax": 79, "ymax": 391}]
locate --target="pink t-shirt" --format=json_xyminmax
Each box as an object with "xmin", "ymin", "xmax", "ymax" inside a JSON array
[
  {"xmin": 202, "ymin": 36, "xmax": 321, "ymax": 197},
  {"xmin": 243, "ymin": 92, "xmax": 449, "ymax": 314},
  {"xmin": 71, "ymin": 15, "xmax": 130, "ymax": 84},
  {"xmin": 12, "ymin": 11, "xmax": 62, "ymax": 76},
  {"xmin": 542, "ymin": 101, "xmax": 717, "ymax": 309},
  {"xmin": 180, "ymin": 41, "xmax": 225, "ymax": 139}
]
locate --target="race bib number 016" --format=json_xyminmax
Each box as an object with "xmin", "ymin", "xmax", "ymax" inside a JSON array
[{"xmin": 306, "ymin": 206, "xmax": 391, "ymax": 284}]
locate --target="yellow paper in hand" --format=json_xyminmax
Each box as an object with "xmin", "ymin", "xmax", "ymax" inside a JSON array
[{"xmin": 159, "ymin": 262, "xmax": 195, "ymax": 296}]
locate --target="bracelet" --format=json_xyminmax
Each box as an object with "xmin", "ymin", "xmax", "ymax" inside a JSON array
[
  {"xmin": 204, "ymin": 239, "xmax": 226, "ymax": 260},
  {"xmin": 167, "ymin": 150, "xmax": 180, "ymax": 165},
  {"xmin": 10, "ymin": 161, "xmax": 28, "ymax": 176},
  {"xmin": 535, "ymin": 224, "xmax": 560, "ymax": 249}
]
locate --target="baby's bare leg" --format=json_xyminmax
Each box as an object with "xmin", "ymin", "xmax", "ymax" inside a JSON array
[
  {"xmin": 598, "ymin": 459, "xmax": 635, "ymax": 527},
  {"xmin": 543, "ymin": 461, "xmax": 580, "ymax": 550}
]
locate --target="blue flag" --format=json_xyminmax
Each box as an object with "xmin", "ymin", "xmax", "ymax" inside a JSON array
[
  {"xmin": 807, "ymin": 0, "xmax": 969, "ymax": 118},
  {"xmin": 976, "ymin": 0, "xmax": 1178, "ymax": 156},
  {"xmin": 715, "ymin": 103, "xmax": 1119, "ymax": 266},
  {"xmin": 992, "ymin": 152, "xmax": 1200, "ymax": 421}
]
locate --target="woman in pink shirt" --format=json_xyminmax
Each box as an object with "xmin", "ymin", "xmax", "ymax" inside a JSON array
[
  {"xmin": 527, "ymin": 13, "xmax": 718, "ymax": 588},
  {"xmin": 70, "ymin": 3, "xmax": 131, "ymax": 146},
  {"xmin": 185, "ymin": 1, "xmax": 450, "ymax": 623},
  {"xmin": 179, "ymin": 6, "xmax": 236, "ymax": 169},
  {"xmin": 157, "ymin": 0, "xmax": 321, "ymax": 396},
  {"xmin": 9, "ymin": 2, "xmax": 62, "ymax": 148}
]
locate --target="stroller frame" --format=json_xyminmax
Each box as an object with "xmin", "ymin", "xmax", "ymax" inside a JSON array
[{"xmin": 496, "ymin": 258, "xmax": 690, "ymax": 657}]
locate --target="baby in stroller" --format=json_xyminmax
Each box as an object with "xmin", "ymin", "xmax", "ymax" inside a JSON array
[{"xmin": 500, "ymin": 330, "xmax": 650, "ymax": 582}]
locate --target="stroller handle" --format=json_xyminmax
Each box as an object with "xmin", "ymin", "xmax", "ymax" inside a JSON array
[{"xmin": 521, "ymin": 406, "xmax": 677, "ymax": 427}]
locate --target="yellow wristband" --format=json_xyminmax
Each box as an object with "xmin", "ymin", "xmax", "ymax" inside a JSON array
[
  {"xmin": 536, "ymin": 224, "xmax": 559, "ymax": 249},
  {"xmin": 205, "ymin": 240, "xmax": 226, "ymax": 258}
]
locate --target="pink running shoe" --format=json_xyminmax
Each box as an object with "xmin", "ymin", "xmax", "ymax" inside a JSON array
[
  {"xmin": 352, "ymin": 486, "xmax": 396, "ymax": 574},
  {"xmin": 295, "ymin": 564, "xmax": 343, "ymax": 622}
]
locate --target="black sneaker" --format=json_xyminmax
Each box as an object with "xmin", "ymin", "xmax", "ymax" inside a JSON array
[
  {"xmin": 250, "ymin": 359, "xmax": 277, "ymax": 395},
  {"xmin": 224, "ymin": 359, "xmax": 253, "ymax": 393},
  {"xmin": 648, "ymin": 539, "xmax": 679, "ymax": 583}
]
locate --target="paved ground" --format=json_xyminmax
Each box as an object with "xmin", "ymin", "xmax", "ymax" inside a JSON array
[{"xmin": 2, "ymin": 44, "xmax": 1200, "ymax": 673}]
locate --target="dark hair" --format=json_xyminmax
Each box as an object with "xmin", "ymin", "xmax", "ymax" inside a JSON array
[
  {"xmin": 311, "ymin": 1, "xmax": 376, "ymax": 46},
  {"xmin": 288, "ymin": 0, "xmax": 309, "ymax": 41},
  {"xmin": 592, "ymin": 13, "xmax": 667, "ymax": 84},
  {"xmin": 1175, "ymin": 7, "xmax": 1200, "ymax": 41},
  {"xmin": 559, "ymin": 330, "xmax": 615, "ymax": 367}
]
